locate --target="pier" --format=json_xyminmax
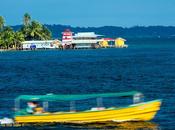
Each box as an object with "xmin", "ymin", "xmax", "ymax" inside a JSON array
[{"xmin": 22, "ymin": 29, "xmax": 128, "ymax": 50}]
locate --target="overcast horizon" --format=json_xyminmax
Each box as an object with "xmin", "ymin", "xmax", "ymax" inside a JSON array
[{"xmin": 1, "ymin": 0, "xmax": 175, "ymax": 27}]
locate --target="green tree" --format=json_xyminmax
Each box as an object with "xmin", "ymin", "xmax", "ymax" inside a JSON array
[
  {"xmin": 23, "ymin": 13, "xmax": 31, "ymax": 26},
  {"xmin": 42, "ymin": 26, "xmax": 52, "ymax": 40},
  {"xmin": 30, "ymin": 21, "xmax": 52, "ymax": 40},
  {"xmin": 21, "ymin": 13, "xmax": 52, "ymax": 41},
  {"xmin": 0, "ymin": 16, "xmax": 5, "ymax": 31},
  {"xmin": 13, "ymin": 31, "xmax": 25, "ymax": 49},
  {"xmin": 0, "ymin": 13, "xmax": 52, "ymax": 50},
  {"xmin": 20, "ymin": 25, "xmax": 31, "ymax": 40},
  {"xmin": 30, "ymin": 21, "xmax": 43, "ymax": 40},
  {"xmin": 21, "ymin": 20, "xmax": 52, "ymax": 40},
  {"xmin": 1, "ymin": 26, "xmax": 15, "ymax": 49},
  {"xmin": 0, "ymin": 32, "xmax": 3, "ymax": 48},
  {"xmin": 21, "ymin": 13, "xmax": 32, "ymax": 40}
]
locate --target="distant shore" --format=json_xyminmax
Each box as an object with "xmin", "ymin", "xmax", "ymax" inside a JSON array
[
  {"xmin": 12, "ymin": 25, "xmax": 175, "ymax": 39},
  {"xmin": 0, "ymin": 48, "xmax": 20, "ymax": 51},
  {"xmin": 0, "ymin": 37, "xmax": 174, "ymax": 52}
]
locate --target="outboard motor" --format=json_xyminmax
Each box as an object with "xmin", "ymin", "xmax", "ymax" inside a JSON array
[{"xmin": 0, "ymin": 118, "xmax": 14, "ymax": 125}]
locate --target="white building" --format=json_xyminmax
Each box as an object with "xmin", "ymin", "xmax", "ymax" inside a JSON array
[
  {"xmin": 72, "ymin": 32, "xmax": 102, "ymax": 49},
  {"xmin": 62, "ymin": 29, "xmax": 73, "ymax": 46},
  {"xmin": 22, "ymin": 40, "xmax": 61, "ymax": 49}
]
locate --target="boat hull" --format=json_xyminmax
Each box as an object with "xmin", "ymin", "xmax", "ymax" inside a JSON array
[{"xmin": 15, "ymin": 100, "xmax": 161, "ymax": 123}]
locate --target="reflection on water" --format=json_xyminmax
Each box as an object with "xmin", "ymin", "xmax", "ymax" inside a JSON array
[
  {"xmin": 2, "ymin": 121, "xmax": 161, "ymax": 130},
  {"xmin": 1, "ymin": 39, "xmax": 175, "ymax": 129},
  {"xmin": 69, "ymin": 121, "xmax": 161, "ymax": 130}
]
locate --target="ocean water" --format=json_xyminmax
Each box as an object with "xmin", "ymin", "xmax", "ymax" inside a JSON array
[{"xmin": 0, "ymin": 38, "xmax": 175, "ymax": 129}]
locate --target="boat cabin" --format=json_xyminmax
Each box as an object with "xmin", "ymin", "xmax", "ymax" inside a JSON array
[{"xmin": 14, "ymin": 91, "xmax": 144, "ymax": 115}]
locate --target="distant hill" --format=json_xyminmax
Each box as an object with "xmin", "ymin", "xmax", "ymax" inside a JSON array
[{"xmin": 12, "ymin": 25, "xmax": 175, "ymax": 39}]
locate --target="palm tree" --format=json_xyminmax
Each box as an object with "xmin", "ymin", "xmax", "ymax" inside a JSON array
[
  {"xmin": 0, "ymin": 33, "xmax": 3, "ymax": 48},
  {"xmin": 29, "ymin": 21, "xmax": 51, "ymax": 40},
  {"xmin": 1, "ymin": 26, "xmax": 15, "ymax": 49},
  {"xmin": 13, "ymin": 31, "xmax": 25, "ymax": 49},
  {"xmin": 20, "ymin": 25, "xmax": 30, "ymax": 40},
  {"xmin": 30, "ymin": 21, "xmax": 43, "ymax": 40},
  {"xmin": 23, "ymin": 13, "xmax": 31, "ymax": 26},
  {"xmin": 0, "ymin": 16, "xmax": 5, "ymax": 31},
  {"xmin": 42, "ymin": 26, "xmax": 52, "ymax": 40},
  {"xmin": 21, "ymin": 13, "xmax": 52, "ymax": 41}
]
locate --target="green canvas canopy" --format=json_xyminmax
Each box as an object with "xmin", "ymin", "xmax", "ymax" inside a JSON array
[{"xmin": 15, "ymin": 91, "xmax": 140, "ymax": 101}]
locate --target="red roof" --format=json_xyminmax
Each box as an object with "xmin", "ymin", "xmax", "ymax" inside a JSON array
[{"xmin": 103, "ymin": 38, "xmax": 114, "ymax": 41}]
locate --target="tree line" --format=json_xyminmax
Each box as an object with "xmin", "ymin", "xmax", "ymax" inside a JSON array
[
  {"xmin": 0, "ymin": 13, "xmax": 52, "ymax": 50},
  {"xmin": 44, "ymin": 24, "xmax": 175, "ymax": 39}
]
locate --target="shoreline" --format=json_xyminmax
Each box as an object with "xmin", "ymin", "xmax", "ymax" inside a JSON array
[{"xmin": 0, "ymin": 46, "xmax": 128, "ymax": 52}]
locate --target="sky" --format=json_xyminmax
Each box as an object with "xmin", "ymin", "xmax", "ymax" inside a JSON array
[{"xmin": 0, "ymin": 0, "xmax": 175, "ymax": 27}]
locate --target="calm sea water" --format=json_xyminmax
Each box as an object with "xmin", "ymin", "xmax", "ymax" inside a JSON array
[{"xmin": 0, "ymin": 38, "xmax": 175, "ymax": 129}]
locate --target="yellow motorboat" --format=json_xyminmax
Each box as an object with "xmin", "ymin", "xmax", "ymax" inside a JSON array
[{"xmin": 14, "ymin": 91, "xmax": 161, "ymax": 124}]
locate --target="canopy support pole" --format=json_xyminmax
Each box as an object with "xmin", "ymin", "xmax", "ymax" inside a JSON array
[
  {"xmin": 15, "ymin": 99, "xmax": 20, "ymax": 111},
  {"xmin": 70, "ymin": 101, "xmax": 76, "ymax": 112},
  {"xmin": 43, "ymin": 102, "xmax": 49, "ymax": 112},
  {"xmin": 97, "ymin": 97, "xmax": 103, "ymax": 107}
]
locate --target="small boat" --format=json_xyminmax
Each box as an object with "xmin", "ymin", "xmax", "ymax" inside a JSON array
[{"xmin": 14, "ymin": 91, "xmax": 161, "ymax": 124}]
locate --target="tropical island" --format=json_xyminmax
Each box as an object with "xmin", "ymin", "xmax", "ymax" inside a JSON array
[
  {"xmin": 0, "ymin": 13, "xmax": 128, "ymax": 50},
  {"xmin": 1, "ymin": 13, "xmax": 175, "ymax": 50},
  {"xmin": 0, "ymin": 13, "xmax": 51, "ymax": 50}
]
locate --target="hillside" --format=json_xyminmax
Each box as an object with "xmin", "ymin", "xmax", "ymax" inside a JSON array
[{"xmin": 12, "ymin": 25, "xmax": 175, "ymax": 39}]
